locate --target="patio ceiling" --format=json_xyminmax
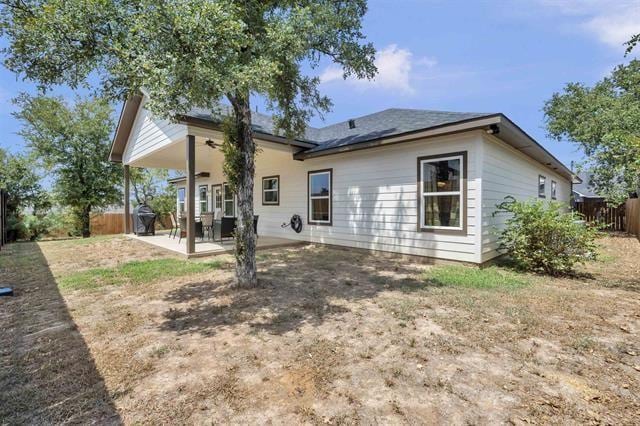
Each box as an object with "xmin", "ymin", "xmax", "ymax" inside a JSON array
[{"xmin": 127, "ymin": 135, "xmax": 224, "ymax": 172}]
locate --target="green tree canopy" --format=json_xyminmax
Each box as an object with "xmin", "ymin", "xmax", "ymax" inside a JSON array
[
  {"xmin": 128, "ymin": 168, "xmax": 175, "ymax": 227},
  {"xmin": 1, "ymin": 0, "xmax": 376, "ymax": 286},
  {"xmin": 13, "ymin": 95, "xmax": 122, "ymax": 237},
  {"xmin": 544, "ymin": 60, "xmax": 640, "ymax": 204},
  {"xmin": 0, "ymin": 147, "xmax": 48, "ymax": 215}
]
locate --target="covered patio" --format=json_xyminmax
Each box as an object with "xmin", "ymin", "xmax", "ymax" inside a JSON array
[
  {"xmin": 112, "ymin": 95, "xmax": 312, "ymax": 256},
  {"xmin": 125, "ymin": 231, "xmax": 301, "ymax": 258}
]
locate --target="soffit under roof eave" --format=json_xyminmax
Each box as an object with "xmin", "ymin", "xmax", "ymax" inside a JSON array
[{"xmin": 495, "ymin": 115, "xmax": 574, "ymax": 181}]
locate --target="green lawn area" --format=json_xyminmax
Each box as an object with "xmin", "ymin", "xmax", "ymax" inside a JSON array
[
  {"xmin": 424, "ymin": 265, "xmax": 529, "ymax": 289},
  {"xmin": 58, "ymin": 258, "xmax": 223, "ymax": 290}
]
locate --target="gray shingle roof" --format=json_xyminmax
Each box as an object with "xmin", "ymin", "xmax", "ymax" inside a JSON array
[
  {"xmin": 304, "ymin": 108, "xmax": 493, "ymax": 152},
  {"xmin": 573, "ymin": 173, "xmax": 602, "ymax": 198},
  {"xmin": 184, "ymin": 106, "xmax": 494, "ymax": 153}
]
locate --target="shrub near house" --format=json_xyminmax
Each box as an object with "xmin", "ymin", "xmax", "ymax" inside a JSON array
[{"xmin": 494, "ymin": 196, "xmax": 599, "ymax": 275}]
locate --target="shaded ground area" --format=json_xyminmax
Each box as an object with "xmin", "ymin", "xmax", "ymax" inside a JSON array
[
  {"xmin": 1, "ymin": 234, "xmax": 639, "ymax": 424},
  {"xmin": 0, "ymin": 242, "xmax": 121, "ymax": 424}
]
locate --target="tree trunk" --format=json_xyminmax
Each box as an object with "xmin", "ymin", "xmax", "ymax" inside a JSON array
[
  {"xmin": 230, "ymin": 96, "xmax": 258, "ymax": 288},
  {"xmin": 81, "ymin": 206, "xmax": 91, "ymax": 238}
]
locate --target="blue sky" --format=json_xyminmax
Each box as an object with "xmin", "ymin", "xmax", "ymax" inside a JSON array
[{"xmin": 2, "ymin": 0, "xmax": 639, "ymax": 169}]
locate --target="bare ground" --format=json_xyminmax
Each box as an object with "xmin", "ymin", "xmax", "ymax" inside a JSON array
[{"xmin": 1, "ymin": 234, "xmax": 639, "ymax": 424}]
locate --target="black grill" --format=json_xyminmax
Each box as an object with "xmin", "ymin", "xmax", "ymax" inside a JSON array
[{"xmin": 133, "ymin": 204, "xmax": 156, "ymax": 236}]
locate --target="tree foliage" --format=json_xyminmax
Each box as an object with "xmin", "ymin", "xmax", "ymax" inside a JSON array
[
  {"xmin": 129, "ymin": 168, "xmax": 175, "ymax": 226},
  {"xmin": 494, "ymin": 197, "xmax": 600, "ymax": 276},
  {"xmin": 0, "ymin": 0, "xmax": 375, "ymax": 133},
  {"xmin": 543, "ymin": 60, "xmax": 640, "ymax": 204},
  {"xmin": 13, "ymin": 95, "xmax": 122, "ymax": 237},
  {"xmin": 129, "ymin": 168, "xmax": 169, "ymax": 205},
  {"xmin": 0, "ymin": 147, "xmax": 50, "ymax": 240},
  {"xmin": 0, "ymin": 147, "xmax": 48, "ymax": 215},
  {"xmin": 1, "ymin": 0, "xmax": 376, "ymax": 286}
]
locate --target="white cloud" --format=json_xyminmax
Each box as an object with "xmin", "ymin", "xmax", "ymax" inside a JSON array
[
  {"xmin": 320, "ymin": 44, "xmax": 435, "ymax": 95},
  {"xmin": 536, "ymin": 0, "xmax": 640, "ymax": 48}
]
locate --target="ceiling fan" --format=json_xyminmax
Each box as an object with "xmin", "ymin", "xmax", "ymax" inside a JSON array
[{"xmin": 205, "ymin": 139, "xmax": 222, "ymax": 149}]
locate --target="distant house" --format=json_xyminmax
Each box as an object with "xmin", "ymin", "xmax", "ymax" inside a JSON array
[
  {"xmin": 572, "ymin": 173, "xmax": 605, "ymax": 203},
  {"xmin": 110, "ymin": 94, "xmax": 577, "ymax": 263}
]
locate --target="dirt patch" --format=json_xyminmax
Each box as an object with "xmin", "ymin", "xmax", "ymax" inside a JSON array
[{"xmin": 1, "ymin": 234, "xmax": 639, "ymax": 424}]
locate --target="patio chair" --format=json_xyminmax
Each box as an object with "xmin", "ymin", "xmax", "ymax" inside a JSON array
[
  {"xmin": 177, "ymin": 216, "xmax": 187, "ymax": 244},
  {"xmin": 169, "ymin": 211, "xmax": 179, "ymax": 239},
  {"xmin": 220, "ymin": 217, "xmax": 236, "ymax": 241},
  {"xmin": 200, "ymin": 212, "xmax": 214, "ymax": 241}
]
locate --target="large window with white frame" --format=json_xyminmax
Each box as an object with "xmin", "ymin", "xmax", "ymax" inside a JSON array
[
  {"xmin": 222, "ymin": 183, "xmax": 235, "ymax": 217},
  {"xmin": 418, "ymin": 152, "xmax": 465, "ymax": 231},
  {"xmin": 262, "ymin": 175, "xmax": 280, "ymax": 205},
  {"xmin": 198, "ymin": 185, "xmax": 208, "ymax": 213},
  {"xmin": 308, "ymin": 169, "xmax": 332, "ymax": 225}
]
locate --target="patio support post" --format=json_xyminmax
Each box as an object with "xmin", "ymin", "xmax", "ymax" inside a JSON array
[
  {"xmin": 186, "ymin": 135, "xmax": 196, "ymax": 255},
  {"xmin": 123, "ymin": 165, "xmax": 131, "ymax": 234}
]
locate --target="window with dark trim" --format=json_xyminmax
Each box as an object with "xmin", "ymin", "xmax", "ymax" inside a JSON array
[
  {"xmin": 177, "ymin": 188, "xmax": 185, "ymax": 213},
  {"xmin": 418, "ymin": 153, "xmax": 465, "ymax": 231},
  {"xmin": 551, "ymin": 180, "xmax": 557, "ymax": 200},
  {"xmin": 308, "ymin": 169, "xmax": 332, "ymax": 225},
  {"xmin": 223, "ymin": 183, "xmax": 235, "ymax": 217},
  {"xmin": 262, "ymin": 175, "xmax": 279, "ymax": 205},
  {"xmin": 538, "ymin": 175, "xmax": 546, "ymax": 198},
  {"xmin": 198, "ymin": 185, "xmax": 208, "ymax": 213}
]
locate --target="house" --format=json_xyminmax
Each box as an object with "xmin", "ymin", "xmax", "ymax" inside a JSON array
[
  {"xmin": 572, "ymin": 172, "xmax": 605, "ymax": 204},
  {"xmin": 110, "ymin": 94, "xmax": 575, "ymax": 263}
]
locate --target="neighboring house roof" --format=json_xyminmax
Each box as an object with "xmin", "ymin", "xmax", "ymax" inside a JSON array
[
  {"xmin": 111, "ymin": 95, "xmax": 576, "ymax": 180},
  {"xmin": 572, "ymin": 173, "xmax": 603, "ymax": 198}
]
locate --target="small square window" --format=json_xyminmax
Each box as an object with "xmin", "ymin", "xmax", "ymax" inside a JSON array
[{"xmin": 262, "ymin": 176, "xmax": 279, "ymax": 205}]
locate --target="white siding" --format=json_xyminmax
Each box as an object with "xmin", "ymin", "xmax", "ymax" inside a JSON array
[
  {"xmin": 123, "ymin": 99, "xmax": 187, "ymax": 165},
  {"xmin": 480, "ymin": 134, "xmax": 571, "ymax": 262},
  {"xmin": 180, "ymin": 130, "xmax": 484, "ymax": 263}
]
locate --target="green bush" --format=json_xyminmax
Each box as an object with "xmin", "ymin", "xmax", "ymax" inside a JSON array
[
  {"xmin": 494, "ymin": 197, "xmax": 600, "ymax": 275},
  {"xmin": 21, "ymin": 214, "xmax": 53, "ymax": 240}
]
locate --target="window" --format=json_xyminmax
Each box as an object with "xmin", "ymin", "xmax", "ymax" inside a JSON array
[
  {"xmin": 177, "ymin": 188, "xmax": 186, "ymax": 213},
  {"xmin": 223, "ymin": 183, "xmax": 235, "ymax": 217},
  {"xmin": 262, "ymin": 175, "xmax": 280, "ymax": 205},
  {"xmin": 308, "ymin": 169, "xmax": 332, "ymax": 225},
  {"xmin": 199, "ymin": 185, "xmax": 208, "ymax": 213},
  {"xmin": 418, "ymin": 153, "xmax": 465, "ymax": 231},
  {"xmin": 551, "ymin": 180, "xmax": 557, "ymax": 200},
  {"xmin": 539, "ymin": 175, "xmax": 546, "ymax": 198},
  {"xmin": 212, "ymin": 184, "xmax": 222, "ymax": 214}
]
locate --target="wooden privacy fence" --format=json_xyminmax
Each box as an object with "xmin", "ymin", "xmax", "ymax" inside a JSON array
[
  {"xmin": 574, "ymin": 199, "xmax": 626, "ymax": 231},
  {"xmin": 90, "ymin": 212, "xmax": 126, "ymax": 235},
  {"xmin": 627, "ymin": 198, "xmax": 640, "ymax": 240},
  {"xmin": 90, "ymin": 212, "xmax": 170, "ymax": 235}
]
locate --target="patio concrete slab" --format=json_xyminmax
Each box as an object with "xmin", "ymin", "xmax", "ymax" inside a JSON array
[{"xmin": 125, "ymin": 231, "xmax": 303, "ymax": 258}]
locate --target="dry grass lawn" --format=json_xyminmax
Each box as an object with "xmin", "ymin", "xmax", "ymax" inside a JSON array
[{"xmin": 1, "ymin": 234, "xmax": 639, "ymax": 424}]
